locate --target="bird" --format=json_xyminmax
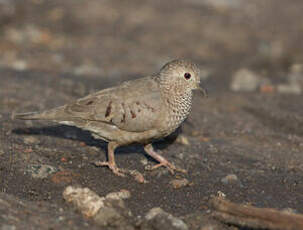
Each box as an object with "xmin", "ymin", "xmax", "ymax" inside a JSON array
[{"xmin": 13, "ymin": 59, "xmax": 207, "ymax": 177}]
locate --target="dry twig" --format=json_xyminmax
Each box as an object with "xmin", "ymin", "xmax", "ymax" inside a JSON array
[{"xmin": 210, "ymin": 197, "xmax": 303, "ymax": 230}]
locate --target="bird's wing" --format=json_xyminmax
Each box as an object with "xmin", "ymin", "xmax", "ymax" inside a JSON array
[{"xmin": 61, "ymin": 76, "xmax": 163, "ymax": 132}]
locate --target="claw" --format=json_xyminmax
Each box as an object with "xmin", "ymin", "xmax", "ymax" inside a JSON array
[
  {"xmin": 149, "ymin": 162, "xmax": 187, "ymax": 174},
  {"xmin": 144, "ymin": 143, "xmax": 187, "ymax": 175},
  {"xmin": 94, "ymin": 161, "xmax": 126, "ymax": 177}
]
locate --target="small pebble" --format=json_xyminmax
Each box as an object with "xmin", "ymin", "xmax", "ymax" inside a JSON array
[
  {"xmin": 51, "ymin": 171, "xmax": 79, "ymax": 185},
  {"xmin": 170, "ymin": 178, "xmax": 190, "ymax": 189},
  {"xmin": 12, "ymin": 60, "xmax": 27, "ymax": 71},
  {"xmin": 175, "ymin": 135, "xmax": 190, "ymax": 145},
  {"xmin": 106, "ymin": 189, "xmax": 131, "ymax": 200},
  {"xmin": 23, "ymin": 136, "xmax": 40, "ymax": 145},
  {"xmin": 27, "ymin": 164, "xmax": 57, "ymax": 179},
  {"xmin": 277, "ymin": 64, "xmax": 303, "ymax": 95},
  {"xmin": 144, "ymin": 207, "xmax": 188, "ymax": 230},
  {"xmin": 260, "ymin": 84, "xmax": 275, "ymax": 93},
  {"xmin": 230, "ymin": 68, "xmax": 260, "ymax": 92},
  {"xmin": 217, "ymin": 191, "xmax": 226, "ymax": 198},
  {"xmin": 277, "ymin": 83, "xmax": 301, "ymax": 95},
  {"xmin": 221, "ymin": 174, "xmax": 238, "ymax": 185},
  {"xmin": 140, "ymin": 158, "xmax": 148, "ymax": 166}
]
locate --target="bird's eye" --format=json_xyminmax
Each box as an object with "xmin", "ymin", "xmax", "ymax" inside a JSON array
[{"xmin": 184, "ymin": 72, "xmax": 191, "ymax": 80}]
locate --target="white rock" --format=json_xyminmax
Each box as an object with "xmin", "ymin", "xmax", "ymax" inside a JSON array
[{"xmin": 230, "ymin": 68, "xmax": 260, "ymax": 92}]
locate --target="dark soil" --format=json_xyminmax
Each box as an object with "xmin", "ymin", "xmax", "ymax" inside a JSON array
[{"xmin": 0, "ymin": 0, "xmax": 303, "ymax": 229}]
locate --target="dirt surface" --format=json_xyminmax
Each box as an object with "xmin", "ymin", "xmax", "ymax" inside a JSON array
[{"xmin": 1, "ymin": 0, "xmax": 303, "ymax": 229}]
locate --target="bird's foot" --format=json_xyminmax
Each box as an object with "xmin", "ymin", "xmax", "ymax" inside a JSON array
[
  {"xmin": 94, "ymin": 161, "xmax": 126, "ymax": 177},
  {"xmin": 149, "ymin": 161, "xmax": 187, "ymax": 174},
  {"xmin": 94, "ymin": 161, "xmax": 147, "ymax": 182},
  {"xmin": 143, "ymin": 143, "xmax": 187, "ymax": 174}
]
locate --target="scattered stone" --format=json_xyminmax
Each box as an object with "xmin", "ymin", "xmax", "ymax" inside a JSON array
[
  {"xmin": 221, "ymin": 174, "xmax": 239, "ymax": 185},
  {"xmin": 63, "ymin": 186, "xmax": 132, "ymax": 217},
  {"xmin": 93, "ymin": 199, "xmax": 134, "ymax": 230},
  {"xmin": 141, "ymin": 207, "xmax": 188, "ymax": 230},
  {"xmin": 175, "ymin": 135, "xmax": 190, "ymax": 146},
  {"xmin": 63, "ymin": 186, "xmax": 106, "ymax": 217},
  {"xmin": 199, "ymin": 136, "xmax": 210, "ymax": 142},
  {"xmin": 63, "ymin": 186, "xmax": 134, "ymax": 229},
  {"xmin": 277, "ymin": 63, "xmax": 303, "ymax": 95},
  {"xmin": 217, "ymin": 191, "xmax": 226, "ymax": 198},
  {"xmin": 277, "ymin": 83, "xmax": 301, "ymax": 94},
  {"xmin": 128, "ymin": 170, "xmax": 147, "ymax": 183},
  {"xmin": 12, "ymin": 60, "xmax": 27, "ymax": 71},
  {"xmin": 170, "ymin": 178, "xmax": 190, "ymax": 189},
  {"xmin": 106, "ymin": 189, "xmax": 131, "ymax": 200},
  {"xmin": 230, "ymin": 68, "xmax": 261, "ymax": 92},
  {"xmin": 27, "ymin": 164, "xmax": 57, "ymax": 179},
  {"xmin": 183, "ymin": 211, "xmax": 228, "ymax": 230},
  {"xmin": 51, "ymin": 171, "xmax": 80, "ymax": 185},
  {"xmin": 140, "ymin": 158, "xmax": 149, "ymax": 166},
  {"xmin": 23, "ymin": 136, "xmax": 40, "ymax": 145}
]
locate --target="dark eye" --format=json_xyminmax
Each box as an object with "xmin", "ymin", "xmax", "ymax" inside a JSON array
[{"xmin": 184, "ymin": 72, "xmax": 191, "ymax": 80}]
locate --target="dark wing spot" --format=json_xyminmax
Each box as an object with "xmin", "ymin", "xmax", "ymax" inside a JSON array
[
  {"xmin": 136, "ymin": 101, "xmax": 140, "ymax": 105},
  {"xmin": 144, "ymin": 103, "xmax": 156, "ymax": 112},
  {"xmin": 130, "ymin": 110, "xmax": 136, "ymax": 118},
  {"xmin": 85, "ymin": 100, "xmax": 94, "ymax": 105},
  {"xmin": 105, "ymin": 101, "xmax": 112, "ymax": 117}
]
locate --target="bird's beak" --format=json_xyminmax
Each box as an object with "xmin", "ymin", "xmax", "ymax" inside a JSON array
[{"xmin": 196, "ymin": 83, "xmax": 208, "ymax": 97}]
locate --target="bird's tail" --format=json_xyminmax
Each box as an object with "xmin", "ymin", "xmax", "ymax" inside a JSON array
[
  {"xmin": 12, "ymin": 106, "xmax": 66, "ymax": 121},
  {"xmin": 12, "ymin": 111, "xmax": 45, "ymax": 120}
]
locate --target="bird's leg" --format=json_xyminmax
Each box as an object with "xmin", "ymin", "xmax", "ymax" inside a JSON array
[
  {"xmin": 94, "ymin": 142, "xmax": 126, "ymax": 177},
  {"xmin": 143, "ymin": 143, "xmax": 187, "ymax": 174}
]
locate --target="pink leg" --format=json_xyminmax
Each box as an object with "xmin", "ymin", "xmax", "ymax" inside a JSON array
[
  {"xmin": 144, "ymin": 143, "xmax": 187, "ymax": 174},
  {"xmin": 94, "ymin": 142, "xmax": 126, "ymax": 177}
]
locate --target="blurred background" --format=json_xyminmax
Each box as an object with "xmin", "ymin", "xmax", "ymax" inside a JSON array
[{"xmin": 1, "ymin": 0, "xmax": 303, "ymax": 93}]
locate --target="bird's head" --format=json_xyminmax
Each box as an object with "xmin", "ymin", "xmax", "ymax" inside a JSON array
[{"xmin": 159, "ymin": 59, "xmax": 207, "ymax": 97}]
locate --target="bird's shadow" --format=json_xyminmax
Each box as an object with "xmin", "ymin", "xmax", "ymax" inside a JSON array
[{"xmin": 12, "ymin": 124, "xmax": 179, "ymax": 161}]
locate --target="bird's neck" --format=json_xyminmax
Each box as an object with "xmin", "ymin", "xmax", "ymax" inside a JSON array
[{"xmin": 160, "ymin": 78, "xmax": 193, "ymax": 119}]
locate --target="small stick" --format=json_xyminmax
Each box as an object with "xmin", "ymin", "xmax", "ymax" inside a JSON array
[{"xmin": 210, "ymin": 197, "xmax": 303, "ymax": 230}]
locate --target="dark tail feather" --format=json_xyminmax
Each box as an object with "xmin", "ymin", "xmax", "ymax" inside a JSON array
[
  {"xmin": 12, "ymin": 106, "xmax": 67, "ymax": 121},
  {"xmin": 12, "ymin": 111, "xmax": 44, "ymax": 120}
]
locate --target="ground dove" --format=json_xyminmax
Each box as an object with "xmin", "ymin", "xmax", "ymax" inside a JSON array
[{"xmin": 13, "ymin": 59, "xmax": 207, "ymax": 177}]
